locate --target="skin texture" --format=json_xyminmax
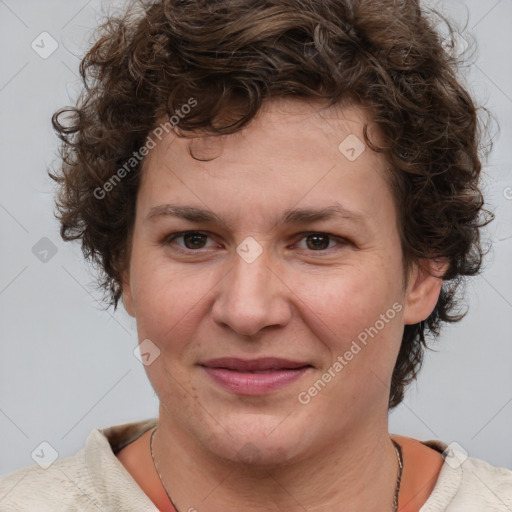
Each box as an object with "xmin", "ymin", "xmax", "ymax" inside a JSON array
[{"xmin": 120, "ymin": 98, "xmax": 445, "ymax": 512}]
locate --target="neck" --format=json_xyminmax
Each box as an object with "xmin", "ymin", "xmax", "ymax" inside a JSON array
[{"xmin": 152, "ymin": 409, "xmax": 400, "ymax": 512}]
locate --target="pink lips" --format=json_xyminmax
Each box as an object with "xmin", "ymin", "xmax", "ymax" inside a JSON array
[{"xmin": 200, "ymin": 357, "xmax": 312, "ymax": 395}]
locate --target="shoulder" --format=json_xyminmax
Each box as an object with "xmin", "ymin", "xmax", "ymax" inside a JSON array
[
  {"xmin": 0, "ymin": 419, "xmax": 158, "ymax": 511},
  {"xmin": 455, "ymin": 455, "xmax": 512, "ymax": 508},
  {"xmin": 0, "ymin": 448, "xmax": 94, "ymax": 511},
  {"xmin": 420, "ymin": 441, "xmax": 512, "ymax": 512}
]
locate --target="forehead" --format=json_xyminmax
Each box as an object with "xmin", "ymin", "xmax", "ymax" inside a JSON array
[
  {"xmin": 163, "ymin": 98, "xmax": 378, "ymax": 165},
  {"xmin": 137, "ymin": 97, "xmax": 395, "ymax": 234}
]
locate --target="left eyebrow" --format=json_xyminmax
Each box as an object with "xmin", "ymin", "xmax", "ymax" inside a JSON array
[
  {"xmin": 145, "ymin": 203, "xmax": 369, "ymax": 228},
  {"xmin": 282, "ymin": 204, "xmax": 368, "ymax": 227}
]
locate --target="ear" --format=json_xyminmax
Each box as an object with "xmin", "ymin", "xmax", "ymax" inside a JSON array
[
  {"xmin": 402, "ymin": 259, "xmax": 448, "ymax": 325},
  {"xmin": 121, "ymin": 269, "xmax": 136, "ymax": 318}
]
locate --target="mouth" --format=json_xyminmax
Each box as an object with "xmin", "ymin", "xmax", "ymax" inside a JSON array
[{"xmin": 199, "ymin": 357, "xmax": 313, "ymax": 395}]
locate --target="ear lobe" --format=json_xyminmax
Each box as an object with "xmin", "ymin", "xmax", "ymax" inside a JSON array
[{"xmin": 402, "ymin": 259, "xmax": 448, "ymax": 326}]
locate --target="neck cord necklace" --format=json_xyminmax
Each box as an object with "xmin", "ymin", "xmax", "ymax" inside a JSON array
[{"xmin": 150, "ymin": 427, "xmax": 403, "ymax": 512}]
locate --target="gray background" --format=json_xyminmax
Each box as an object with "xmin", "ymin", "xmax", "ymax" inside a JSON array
[{"xmin": 0, "ymin": 0, "xmax": 511, "ymax": 477}]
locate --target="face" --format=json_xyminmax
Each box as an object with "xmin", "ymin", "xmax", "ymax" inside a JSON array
[{"xmin": 122, "ymin": 98, "xmax": 442, "ymax": 464}]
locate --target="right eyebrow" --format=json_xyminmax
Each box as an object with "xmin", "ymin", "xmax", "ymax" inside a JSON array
[{"xmin": 146, "ymin": 204, "xmax": 226, "ymax": 224}]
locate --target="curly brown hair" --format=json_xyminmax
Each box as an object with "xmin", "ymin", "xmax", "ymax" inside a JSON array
[{"xmin": 50, "ymin": 0, "xmax": 494, "ymax": 408}]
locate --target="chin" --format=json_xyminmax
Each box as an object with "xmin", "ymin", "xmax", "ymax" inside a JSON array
[{"xmin": 197, "ymin": 413, "xmax": 309, "ymax": 467}]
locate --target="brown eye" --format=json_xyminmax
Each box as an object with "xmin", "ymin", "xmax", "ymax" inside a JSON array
[
  {"xmin": 182, "ymin": 232, "xmax": 208, "ymax": 249},
  {"xmin": 305, "ymin": 234, "xmax": 331, "ymax": 250},
  {"xmin": 163, "ymin": 231, "xmax": 214, "ymax": 251},
  {"xmin": 294, "ymin": 232, "xmax": 348, "ymax": 253}
]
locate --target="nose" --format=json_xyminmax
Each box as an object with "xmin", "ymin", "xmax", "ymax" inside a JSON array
[{"xmin": 211, "ymin": 248, "xmax": 292, "ymax": 337}]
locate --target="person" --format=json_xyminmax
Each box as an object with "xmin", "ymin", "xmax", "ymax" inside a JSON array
[{"xmin": 1, "ymin": 0, "xmax": 511, "ymax": 510}]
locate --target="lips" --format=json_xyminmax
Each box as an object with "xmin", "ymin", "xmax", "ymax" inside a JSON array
[
  {"xmin": 200, "ymin": 358, "xmax": 312, "ymax": 395},
  {"xmin": 201, "ymin": 357, "xmax": 311, "ymax": 372}
]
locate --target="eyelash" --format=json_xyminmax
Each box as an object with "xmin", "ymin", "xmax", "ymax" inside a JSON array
[{"xmin": 161, "ymin": 231, "xmax": 349, "ymax": 254}]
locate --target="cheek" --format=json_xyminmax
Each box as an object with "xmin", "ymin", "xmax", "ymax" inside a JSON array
[
  {"xmin": 130, "ymin": 255, "xmax": 218, "ymax": 343},
  {"xmin": 295, "ymin": 263, "xmax": 401, "ymax": 339},
  {"xmin": 293, "ymin": 263, "xmax": 406, "ymax": 395},
  {"xmin": 298, "ymin": 271, "xmax": 404, "ymax": 399}
]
